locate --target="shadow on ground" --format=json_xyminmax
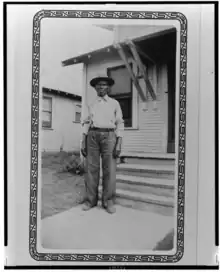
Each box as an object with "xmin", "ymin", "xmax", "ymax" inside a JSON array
[{"xmin": 153, "ymin": 229, "xmax": 174, "ymax": 251}]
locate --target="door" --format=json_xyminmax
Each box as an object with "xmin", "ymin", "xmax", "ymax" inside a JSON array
[{"xmin": 167, "ymin": 59, "xmax": 176, "ymax": 153}]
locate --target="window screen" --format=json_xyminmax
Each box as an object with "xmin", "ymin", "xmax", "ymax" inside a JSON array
[{"xmin": 75, "ymin": 104, "xmax": 81, "ymax": 123}]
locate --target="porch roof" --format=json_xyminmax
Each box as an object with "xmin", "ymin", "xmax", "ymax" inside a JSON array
[
  {"xmin": 61, "ymin": 27, "xmax": 176, "ymax": 67},
  {"xmin": 62, "ymin": 44, "xmax": 118, "ymax": 67}
]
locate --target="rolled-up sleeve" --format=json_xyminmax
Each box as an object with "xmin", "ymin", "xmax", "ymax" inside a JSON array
[{"xmin": 115, "ymin": 101, "xmax": 124, "ymax": 138}]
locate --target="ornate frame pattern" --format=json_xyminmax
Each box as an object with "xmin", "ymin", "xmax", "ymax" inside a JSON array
[{"xmin": 30, "ymin": 10, "xmax": 187, "ymax": 263}]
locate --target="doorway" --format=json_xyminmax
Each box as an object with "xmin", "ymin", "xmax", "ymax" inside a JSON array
[{"xmin": 167, "ymin": 58, "xmax": 176, "ymax": 153}]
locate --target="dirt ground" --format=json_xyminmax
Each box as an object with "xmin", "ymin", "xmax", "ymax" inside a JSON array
[{"xmin": 41, "ymin": 152, "xmax": 85, "ymax": 219}]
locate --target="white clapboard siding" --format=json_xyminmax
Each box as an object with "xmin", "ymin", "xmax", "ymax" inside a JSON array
[{"xmin": 122, "ymin": 63, "xmax": 168, "ymax": 153}]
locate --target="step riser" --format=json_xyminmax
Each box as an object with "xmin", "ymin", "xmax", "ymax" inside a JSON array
[
  {"xmin": 115, "ymin": 197, "xmax": 174, "ymax": 217},
  {"xmin": 116, "ymin": 192, "xmax": 174, "ymax": 208},
  {"xmin": 121, "ymin": 158, "xmax": 175, "ymax": 166},
  {"xmin": 116, "ymin": 181, "xmax": 174, "ymax": 197},
  {"xmin": 117, "ymin": 169, "xmax": 175, "ymax": 179}
]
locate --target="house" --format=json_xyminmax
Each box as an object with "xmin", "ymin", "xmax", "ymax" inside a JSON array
[
  {"xmin": 41, "ymin": 87, "xmax": 82, "ymax": 153},
  {"xmin": 62, "ymin": 25, "xmax": 176, "ymax": 155},
  {"xmin": 61, "ymin": 25, "xmax": 177, "ymax": 213}
]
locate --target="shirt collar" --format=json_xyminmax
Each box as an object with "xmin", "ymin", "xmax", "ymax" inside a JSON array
[{"xmin": 97, "ymin": 95, "xmax": 109, "ymax": 102}]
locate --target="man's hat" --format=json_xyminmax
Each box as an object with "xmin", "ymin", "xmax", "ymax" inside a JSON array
[{"xmin": 90, "ymin": 75, "xmax": 115, "ymax": 87}]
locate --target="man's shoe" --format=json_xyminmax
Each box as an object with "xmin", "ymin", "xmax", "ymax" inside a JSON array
[
  {"xmin": 102, "ymin": 202, "xmax": 107, "ymax": 209},
  {"xmin": 82, "ymin": 202, "xmax": 93, "ymax": 211},
  {"xmin": 106, "ymin": 202, "xmax": 116, "ymax": 214}
]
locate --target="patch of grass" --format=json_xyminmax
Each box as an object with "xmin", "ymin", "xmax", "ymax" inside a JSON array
[
  {"xmin": 42, "ymin": 151, "xmax": 85, "ymax": 174},
  {"xmin": 41, "ymin": 151, "xmax": 85, "ymax": 219}
]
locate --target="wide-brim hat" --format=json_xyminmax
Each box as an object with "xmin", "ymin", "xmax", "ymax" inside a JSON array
[{"xmin": 90, "ymin": 75, "xmax": 115, "ymax": 87}]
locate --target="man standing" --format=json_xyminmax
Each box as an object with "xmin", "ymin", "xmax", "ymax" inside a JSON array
[{"xmin": 81, "ymin": 75, "xmax": 124, "ymax": 214}]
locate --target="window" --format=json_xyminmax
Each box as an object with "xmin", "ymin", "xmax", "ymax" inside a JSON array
[
  {"xmin": 75, "ymin": 104, "xmax": 81, "ymax": 123},
  {"xmin": 107, "ymin": 65, "xmax": 133, "ymax": 128},
  {"xmin": 42, "ymin": 96, "xmax": 52, "ymax": 128}
]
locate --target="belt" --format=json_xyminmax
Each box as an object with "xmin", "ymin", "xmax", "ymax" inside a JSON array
[{"xmin": 89, "ymin": 127, "xmax": 115, "ymax": 132}]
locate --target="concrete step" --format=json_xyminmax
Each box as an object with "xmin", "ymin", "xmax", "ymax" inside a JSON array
[
  {"xmin": 121, "ymin": 158, "xmax": 175, "ymax": 166},
  {"xmin": 115, "ymin": 189, "xmax": 174, "ymax": 216},
  {"xmin": 116, "ymin": 189, "xmax": 174, "ymax": 207},
  {"xmin": 115, "ymin": 198, "xmax": 174, "ymax": 217},
  {"xmin": 120, "ymin": 152, "xmax": 175, "ymax": 159},
  {"xmin": 116, "ymin": 174, "xmax": 174, "ymax": 197},
  {"xmin": 120, "ymin": 152, "xmax": 176, "ymax": 166},
  {"xmin": 117, "ymin": 163, "xmax": 175, "ymax": 179}
]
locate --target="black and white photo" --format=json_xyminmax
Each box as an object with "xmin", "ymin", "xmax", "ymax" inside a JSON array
[
  {"xmin": 5, "ymin": 3, "xmax": 216, "ymax": 267},
  {"xmin": 39, "ymin": 17, "xmax": 178, "ymax": 254}
]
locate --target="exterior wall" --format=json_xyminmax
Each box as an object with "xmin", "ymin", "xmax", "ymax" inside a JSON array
[
  {"xmin": 122, "ymin": 64, "xmax": 168, "ymax": 153},
  {"xmin": 41, "ymin": 94, "xmax": 81, "ymax": 152},
  {"xmin": 84, "ymin": 54, "xmax": 168, "ymax": 153}
]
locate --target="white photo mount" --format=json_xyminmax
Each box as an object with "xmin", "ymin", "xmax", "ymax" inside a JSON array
[{"xmin": 5, "ymin": 3, "xmax": 216, "ymax": 267}]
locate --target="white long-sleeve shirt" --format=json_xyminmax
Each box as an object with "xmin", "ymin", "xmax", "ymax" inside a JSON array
[{"xmin": 82, "ymin": 95, "xmax": 124, "ymax": 137}]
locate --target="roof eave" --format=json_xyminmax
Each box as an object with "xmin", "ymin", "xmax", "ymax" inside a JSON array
[
  {"xmin": 43, "ymin": 87, "xmax": 82, "ymax": 101},
  {"xmin": 62, "ymin": 44, "xmax": 115, "ymax": 67}
]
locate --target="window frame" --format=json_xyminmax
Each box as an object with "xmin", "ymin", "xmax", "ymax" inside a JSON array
[
  {"xmin": 107, "ymin": 64, "xmax": 133, "ymax": 128},
  {"xmin": 74, "ymin": 104, "xmax": 82, "ymax": 123},
  {"xmin": 42, "ymin": 96, "xmax": 52, "ymax": 129}
]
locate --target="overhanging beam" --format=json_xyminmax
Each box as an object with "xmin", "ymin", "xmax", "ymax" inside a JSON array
[
  {"xmin": 113, "ymin": 43, "xmax": 147, "ymax": 102},
  {"xmin": 135, "ymin": 44, "xmax": 156, "ymax": 65},
  {"xmin": 126, "ymin": 40, "xmax": 157, "ymax": 101}
]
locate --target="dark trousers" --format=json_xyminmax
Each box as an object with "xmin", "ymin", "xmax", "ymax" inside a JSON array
[{"xmin": 84, "ymin": 130, "xmax": 117, "ymax": 206}]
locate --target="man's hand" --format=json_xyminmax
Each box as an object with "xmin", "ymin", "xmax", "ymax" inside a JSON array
[
  {"xmin": 81, "ymin": 134, "xmax": 87, "ymax": 157},
  {"xmin": 113, "ymin": 137, "xmax": 122, "ymax": 158}
]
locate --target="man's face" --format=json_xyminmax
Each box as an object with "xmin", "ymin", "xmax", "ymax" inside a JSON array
[{"xmin": 95, "ymin": 81, "xmax": 110, "ymax": 97}]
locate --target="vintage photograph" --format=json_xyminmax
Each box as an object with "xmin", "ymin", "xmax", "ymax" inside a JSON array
[
  {"xmin": 4, "ymin": 2, "xmax": 216, "ymax": 266},
  {"xmin": 39, "ymin": 18, "xmax": 178, "ymax": 253}
]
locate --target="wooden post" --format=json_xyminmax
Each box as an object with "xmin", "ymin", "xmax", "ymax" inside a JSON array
[
  {"xmin": 135, "ymin": 44, "xmax": 156, "ymax": 65},
  {"xmin": 113, "ymin": 43, "xmax": 146, "ymax": 102},
  {"xmin": 126, "ymin": 40, "xmax": 157, "ymax": 101}
]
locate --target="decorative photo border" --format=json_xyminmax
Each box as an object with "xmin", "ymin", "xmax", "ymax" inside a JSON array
[{"xmin": 30, "ymin": 10, "xmax": 187, "ymax": 263}]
